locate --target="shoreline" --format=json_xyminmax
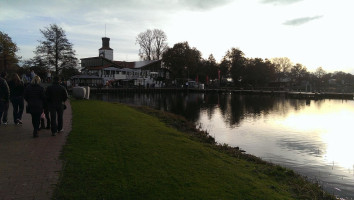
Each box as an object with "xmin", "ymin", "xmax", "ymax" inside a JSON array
[
  {"xmin": 131, "ymin": 105, "xmax": 337, "ymax": 199},
  {"xmin": 72, "ymin": 87, "xmax": 354, "ymax": 100}
]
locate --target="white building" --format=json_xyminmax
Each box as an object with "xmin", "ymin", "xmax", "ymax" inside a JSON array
[{"xmin": 71, "ymin": 37, "xmax": 170, "ymax": 88}]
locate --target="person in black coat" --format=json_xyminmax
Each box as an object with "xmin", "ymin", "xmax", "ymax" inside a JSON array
[
  {"xmin": 8, "ymin": 73, "xmax": 25, "ymax": 125},
  {"xmin": 0, "ymin": 73, "xmax": 10, "ymax": 126},
  {"xmin": 45, "ymin": 76, "xmax": 68, "ymax": 136},
  {"xmin": 24, "ymin": 76, "xmax": 45, "ymax": 138},
  {"xmin": 0, "ymin": 72, "xmax": 9, "ymax": 125}
]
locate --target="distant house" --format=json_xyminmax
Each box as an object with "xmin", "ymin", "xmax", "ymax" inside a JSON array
[{"xmin": 71, "ymin": 37, "xmax": 170, "ymax": 88}]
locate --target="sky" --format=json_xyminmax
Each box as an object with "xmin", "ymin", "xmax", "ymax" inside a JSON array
[{"xmin": 1, "ymin": 0, "xmax": 354, "ymax": 73}]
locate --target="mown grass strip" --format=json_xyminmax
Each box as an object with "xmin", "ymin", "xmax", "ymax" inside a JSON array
[{"xmin": 53, "ymin": 100, "xmax": 335, "ymax": 200}]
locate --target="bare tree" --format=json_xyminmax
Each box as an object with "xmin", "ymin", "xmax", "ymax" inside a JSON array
[
  {"xmin": 136, "ymin": 29, "xmax": 154, "ymax": 60},
  {"xmin": 270, "ymin": 57, "xmax": 292, "ymax": 81},
  {"xmin": 314, "ymin": 66, "xmax": 326, "ymax": 79},
  {"xmin": 313, "ymin": 66, "xmax": 327, "ymax": 91},
  {"xmin": 136, "ymin": 29, "xmax": 168, "ymax": 61},
  {"xmin": 153, "ymin": 29, "xmax": 168, "ymax": 60},
  {"xmin": 290, "ymin": 63, "xmax": 308, "ymax": 83}
]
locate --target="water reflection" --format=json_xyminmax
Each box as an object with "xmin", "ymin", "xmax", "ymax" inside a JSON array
[
  {"xmin": 273, "ymin": 101, "xmax": 354, "ymax": 170},
  {"xmin": 91, "ymin": 93, "xmax": 354, "ymax": 199}
]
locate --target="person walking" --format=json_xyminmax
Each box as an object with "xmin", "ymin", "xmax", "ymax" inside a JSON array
[
  {"xmin": 0, "ymin": 73, "xmax": 10, "ymax": 126},
  {"xmin": 8, "ymin": 73, "xmax": 25, "ymax": 125},
  {"xmin": 45, "ymin": 76, "xmax": 68, "ymax": 136},
  {"xmin": 24, "ymin": 76, "xmax": 45, "ymax": 138},
  {"xmin": 0, "ymin": 72, "xmax": 9, "ymax": 125}
]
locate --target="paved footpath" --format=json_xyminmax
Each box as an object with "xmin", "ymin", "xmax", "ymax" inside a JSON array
[{"xmin": 0, "ymin": 101, "xmax": 72, "ymax": 200}]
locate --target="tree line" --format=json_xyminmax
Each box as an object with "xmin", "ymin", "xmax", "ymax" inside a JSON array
[{"xmin": 160, "ymin": 41, "xmax": 354, "ymax": 92}]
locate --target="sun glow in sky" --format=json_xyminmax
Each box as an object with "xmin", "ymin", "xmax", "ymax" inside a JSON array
[{"xmin": 1, "ymin": 0, "xmax": 354, "ymax": 73}]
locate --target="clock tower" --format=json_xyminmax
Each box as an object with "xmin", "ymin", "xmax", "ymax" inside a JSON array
[{"xmin": 99, "ymin": 37, "xmax": 113, "ymax": 60}]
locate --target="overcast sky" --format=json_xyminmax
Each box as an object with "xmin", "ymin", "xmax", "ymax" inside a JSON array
[{"xmin": 1, "ymin": 0, "xmax": 354, "ymax": 73}]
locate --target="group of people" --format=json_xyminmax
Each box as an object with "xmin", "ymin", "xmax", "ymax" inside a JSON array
[{"xmin": 0, "ymin": 71, "xmax": 68, "ymax": 138}]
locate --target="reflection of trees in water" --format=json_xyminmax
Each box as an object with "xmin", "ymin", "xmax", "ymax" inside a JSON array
[
  {"xmin": 194, "ymin": 94, "xmax": 299, "ymax": 127},
  {"xmin": 91, "ymin": 93, "xmax": 311, "ymax": 128},
  {"xmin": 168, "ymin": 93, "xmax": 202, "ymax": 121},
  {"xmin": 228, "ymin": 94, "xmax": 245, "ymax": 126},
  {"xmin": 219, "ymin": 94, "xmax": 310, "ymax": 128},
  {"xmin": 200, "ymin": 94, "xmax": 218, "ymax": 120},
  {"xmin": 313, "ymin": 99, "xmax": 327, "ymax": 110},
  {"xmin": 288, "ymin": 98, "xmax": 308, "ymax": 111}
]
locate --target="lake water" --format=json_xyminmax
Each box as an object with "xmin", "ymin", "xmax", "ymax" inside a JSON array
[{"xmin": 91, "ymin": 92, "xmax": 354, "ymax": 199}]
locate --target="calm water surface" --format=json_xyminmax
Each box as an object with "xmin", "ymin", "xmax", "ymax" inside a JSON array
[{"xmin": 91, "ymin": 92, "xmax": 354, "ymax": 199}]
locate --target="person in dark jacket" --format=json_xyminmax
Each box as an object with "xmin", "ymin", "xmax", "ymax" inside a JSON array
[
  {"xmin": 0, "ymin": 72, "xmax": 9, "ymax": 125},
  {"xmin": 24, "ymin": 76, "xmax": 45, "ymax": 138},
  {"xmin": 45, "ymin": 76, "xmax": 68, "ymax": 136},
  {"xmin": 0, "ymin": 73, "xmax": 10, "ymax": 126},
  {"xmin": 8, "ymin": 73, "xmax": 25, "ymax": 125}
]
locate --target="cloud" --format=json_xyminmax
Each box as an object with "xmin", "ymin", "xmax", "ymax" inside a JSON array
[
  {"xmin": 1, "ymin": 0, "xmax": 233, "ymax": 13},
  {"xmin": 177, "ymin": 0, "xmax": 233, "ymax": 10},
  {"xmin": 283, "ymin": 15, "xmax": 323, "ymax": 26},
  {"xmin": 92, "ymin": 0, "xmax": 234, "ymax": 10},
  {"xmin": 261, "ymin": 0, "xmax": 303, "ymax": 5}
]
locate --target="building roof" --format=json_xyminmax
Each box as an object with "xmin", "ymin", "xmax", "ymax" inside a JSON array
[
  {"xmin": 71, "ymin": 75, "xmax": 103, "ymax": 79},
  {"xmin": 81, "ymin": 56, "xmax": 116, "ymax": 62},
  {"xmin": 80, "ymin": 56, "xmax": 101, "ymax": 61},
  {"xmin": 84, "ymin": 64, "xmax": 117, "ymax": 70},
  {"xmin": 135, "ymin": 60, "xmax": 162, "ymax": 70},
  {"xmin": 81, "ymin": 57, "xmax": 122, "ymax": 68},
  {"xmin": 121, "ymin": 68, "xmax": 135, "ymax": 72},
  {"xmin": 134, "ymin": 60, "xmax": 159, "ymax": 68},
  {"xmin": 81, "ymin": 56, "xmax": 162, "ymax": 70},
  {"xmin": 113, "ymin": 60, "xmax": 161, "ymax": 69},
  {"xmin": 113, "ymin": 61, "xmax": 135, "ymax": 69},
  {"xmin": 99, "ymin": 47, "xmax": 113, "ymax": 50}
]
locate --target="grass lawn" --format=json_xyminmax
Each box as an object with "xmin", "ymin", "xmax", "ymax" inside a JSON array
[{"xmin": 53, "ymin": 100, "xmax": 335, "ymax": 200}]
